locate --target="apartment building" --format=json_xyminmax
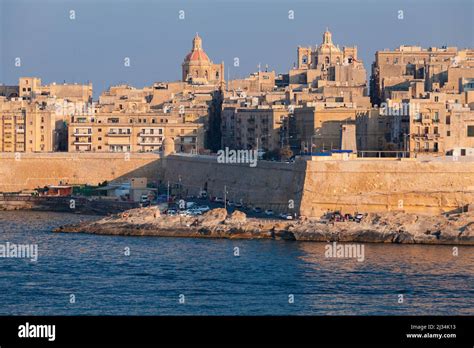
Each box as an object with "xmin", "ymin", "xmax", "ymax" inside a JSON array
[
  {"xmin": 68, "ymin": 113, "xmax": 204, "ymax": 153},
  {"xmin": 370, "ymin": 45, "xmax": 474, "ymax": 105},
  {"xmin": 293, "ymin": 103, "xmax": 367, "ymax": 152},
  {"xmin": 221, "ymin": 106, "xmax": 289, "ymax": 151},
  {"xmin": 0, "ymin": 107, "xmax": 60, "ymax": 152}
]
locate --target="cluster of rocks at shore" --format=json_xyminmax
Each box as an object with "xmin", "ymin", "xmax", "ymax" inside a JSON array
[{"xmin": 53, "ymin": 206, "xmax": 474, "ymax": 245}]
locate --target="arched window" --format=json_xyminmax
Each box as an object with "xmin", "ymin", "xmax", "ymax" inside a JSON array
[
  {"xmin": 336, "ymin": 57, "xmax": 340, "ymax": 65},
  {"xmin": 194, "ymin": 70, "xmax": 198, "ymax": 77},
  {"xmin": 205, "ymin": 70, "xmax": 208, "ymax": 79},
  {"xmin": 325, "ymin": 56, "xmax": 330, "ymax": 64},
  {"xmin": 302, "ymin": 55, "xmax": 308, "ymax": 64},
  {"xmin": 216, "ymin": 71, "xmax": 219, "ymax": 79}
]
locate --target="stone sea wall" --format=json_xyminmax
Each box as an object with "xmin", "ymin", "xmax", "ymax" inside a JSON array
[
  {"xmin": 300, "ymin": 158, "xmax": 474, "ymax": 216},
  {"xmin": 162, "ymin": 154, "xmax": 307, "ymax": 213},
  {"xmin": 0, "ymin": 152, "xmax": 163, "ymax": 192},
  {"xmin": 1, "ymin": 152, "xmax": 473, "ymax": 217}
]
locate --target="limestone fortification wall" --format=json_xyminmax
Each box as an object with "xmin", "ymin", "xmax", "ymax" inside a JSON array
[
  {"xmin": 164, "ymin": 155, "xmax": 474, "ymax": 216},
  {"xmin": 0, "ymin": 153, "xmax": 162, "ymax": 192},
  {"xmin": 300, "ymin": 158, "xmax": 474, "ymax": 216},
  {"xmin": 1, "ymin": 152, "xmax": 473, "ymax": 217},
  {"xmin": 162, "ymin": 154, "xmax": 307, "ymax": 213}
]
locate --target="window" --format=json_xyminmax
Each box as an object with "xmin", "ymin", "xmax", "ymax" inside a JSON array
[
  {"xmin": 302, "ymin": 55, "xmax": 308, "ymax": 64},
  {"xmin": 434, "ymin": 96, "xmax": 439, "ymax": 102},
  {"xmin": 446, "ymin": 116, "xmax": 451, "ymax": 125},
  {"xmin": 325, "ymin": 56, "xmax": 329, "ymax": 64},
  {"xmin": 468, "ymin": 126, "xmax": 474, "ymax": 137},
  {"xmin": 447, "ymin": 130, "xmax": 451, "ymax": 137}
]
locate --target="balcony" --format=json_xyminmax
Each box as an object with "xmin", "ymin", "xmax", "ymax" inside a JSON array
[
  {"xmin": 139, "ymin": 141, "xmax": 162, "ymax": 146},
  {"xmin": 140, "ymin": 133, "xmax": 162, "ymax": 137},
  {"xmin": 108, "ymin": 131, "xmax": 131, "ymax": 136}
]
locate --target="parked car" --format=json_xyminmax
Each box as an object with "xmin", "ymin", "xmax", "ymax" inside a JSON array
[
  {"xmin": 264, "ymin": 209, "xmax": 274, "ymax": 216},
  {"xmin": 234, "ymin": 202, "xmax": 243, "ymax": 208},
  {"xmin": 187, "ymin": 209, "xmax": 203, "ymax": 216},
  {"xmin": 355, "ymin": 213, "xmax": 364, "ymax": 223},
  {"xmin": 253, "ymin": 207, "xmax": 263, "ymax": 214},
  {"xmin": 214, "ymin": 197, "xmax": 225, "ymax": 204},
  {"xmin": 186, "ymin": 201, "xmax": 197, "ymax": 209},
  {"xmin": 344, "ymin": 213, "xmax": 354, "ymax": 221},
  {"xmin": 279, "ymin": 213, "xmax": 294, "ymax": 220},
  {"xmin": 166, "ymin": 209, "xmax": 177, "ymax": 216},
  {"xmin": 197, "ymin": 205, "xmax": 210, "ymax": 213}
]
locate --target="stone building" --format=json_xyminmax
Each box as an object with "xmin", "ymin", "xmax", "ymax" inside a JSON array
[
  {"xmin": 293, "ymin": 103, "xmax": 372, "ymax": 152},
  {"xmin": 370, "ymin": 45, "xmax": 474, "ymax": 105},
  {"xmin": 68, "ymin": 113, "xmax": 204, "ymax": 153},
  {"xmin": 227, "ymin": 70, "xmax": 276, "ymax": 93},
  {"xmin": 290, "ymin": 29, "xmax": 367, "ymax": 95},
  {"xmin": 19, "ymin": 77, "xmax": 92, "ymax": 103},
  {"xmin": 0, "ymin": 106, "xmax": 62, "ymax": 153},
  {"xmin": 182, "ymin": 34, "xmax": 224, "ymax": 87},
  {"xmin": 221, "ymin": 106, "xmax": 289, "ymax": 152}
]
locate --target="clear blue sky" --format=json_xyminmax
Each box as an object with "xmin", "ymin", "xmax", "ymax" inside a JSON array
[{"xmin": 1, "ymin": 0, "xmax": 473, "ymax": 98}]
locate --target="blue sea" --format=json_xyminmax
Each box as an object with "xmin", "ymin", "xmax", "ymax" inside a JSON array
[{"xmin": 0, "ymin": 211, "xmax": 473, "ymax": 315}]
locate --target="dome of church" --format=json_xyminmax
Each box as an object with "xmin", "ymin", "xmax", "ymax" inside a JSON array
[{"xmin": 183, "ymin": 34, "xmax": 211, "ymax": 65}]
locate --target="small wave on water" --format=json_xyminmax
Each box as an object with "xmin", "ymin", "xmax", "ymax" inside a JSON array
[{"xmin": 0, "ymin": 211, "xmax": 473, "ymax": 315}]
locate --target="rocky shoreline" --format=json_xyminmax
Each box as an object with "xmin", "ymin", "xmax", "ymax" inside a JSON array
[{"xmin": 52, "ymin": 206, "xmax": 474, "ymax": 245}]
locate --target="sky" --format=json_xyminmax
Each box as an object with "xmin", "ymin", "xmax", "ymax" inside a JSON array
[{"xmin": 1, "ymin": 0, "xmax": 473, "ymax": 98}]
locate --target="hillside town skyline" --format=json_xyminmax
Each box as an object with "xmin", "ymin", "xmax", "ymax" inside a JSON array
[
  {"xmin": 3, "ymin": 30, "xmax": 473, "ymax": 98},
  {"xmin": 1, "ymin": 28, "xmax": 473, "ymax": 159},
  {"xmin": 2, "ymin": 0, "xmax": 472, "ymax": 95}
]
